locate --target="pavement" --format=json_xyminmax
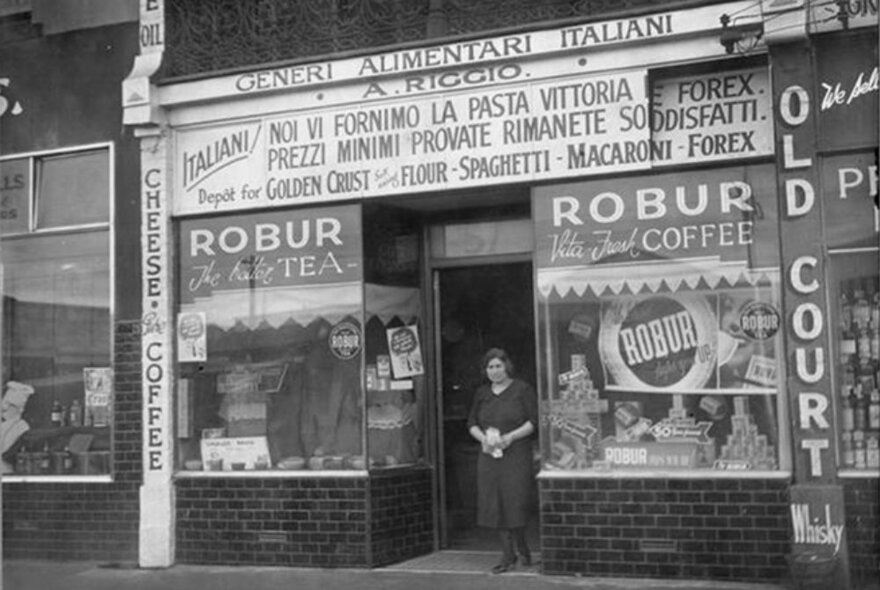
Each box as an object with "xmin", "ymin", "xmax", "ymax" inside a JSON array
[{"xmin": 1, "ymin": 558, "xmax": 800, "ymax": 590}]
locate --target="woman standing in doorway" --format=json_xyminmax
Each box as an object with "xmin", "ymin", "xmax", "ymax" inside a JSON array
[{"xmin": 467, "ymin": 348, "xmax": 538, "ymax": 574}]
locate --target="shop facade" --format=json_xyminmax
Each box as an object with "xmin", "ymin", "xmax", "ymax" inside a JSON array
[
  {"xmin": 0, "ymin": 1, "xmax": 142, "ymax": 562},
  {"xmin": 127, "ymin": 0, "xmax": 878, "ymax": 582},
  {"xmin": 1, "ymin": 0, "xmax": 867, "ymax": 585}
]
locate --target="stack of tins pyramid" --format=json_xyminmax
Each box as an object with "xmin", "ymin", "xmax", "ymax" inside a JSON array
[{"xmin": 546, "ymin": 354, "xmax": 608, "ymax": 469}]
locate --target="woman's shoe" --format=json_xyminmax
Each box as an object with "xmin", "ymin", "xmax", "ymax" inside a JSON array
[{"xmin": 491, "ymin": 556, "xmax": 517, "ymax": 574}]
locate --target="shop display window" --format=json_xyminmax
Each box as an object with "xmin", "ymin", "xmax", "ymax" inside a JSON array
[
  {"xmin": 365, "ymin": 285, "xmax": 425, "ymax": 469},
  {"xmin": 538, "ymin": 282, "xmax": 785, "ymax": 473},
  {"xmin": 175, "ymin": 205, "xmax": 366, "ymax": 472},
  {"xmin": 363, "ymin": 204, "xmax": 425, "ymax": 469},
  {"xmin": 533, "ymin": 164, "xmax": 787, "ymax": 474},
  {"xmin": 830, "ymin": 251, "xmax": 880, "ymax": 472},
  {"xmin": 0, "ymin": 147, "xmax": 112, "ymax": 477}
]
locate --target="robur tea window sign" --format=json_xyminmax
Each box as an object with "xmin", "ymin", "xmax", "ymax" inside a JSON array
[
  {"xmin": 178, "ymin": 205, "xmax": 362, "ymax": 302},
  {"xmin": 172, "ymin": 64, "xmax": 771, "ymax": 215}
]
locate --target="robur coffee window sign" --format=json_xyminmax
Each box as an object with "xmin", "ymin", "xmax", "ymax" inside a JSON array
[
  {"xmin": 533, "ymin": 163, "xmax": 779, "ymax": 270},
  {"xmin": 178, "ymin": 204, "xmax": 362, "ymax": 302}
]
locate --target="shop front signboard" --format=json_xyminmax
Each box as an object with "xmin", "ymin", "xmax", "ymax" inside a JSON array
[
  {"xmin": 533, "ymin": 164, "xmax": 779, "ymax": 271},
  {"xmin": 816, "ymin": 33, "xmax": 878, "ymax": 151},
  {"xmin": 172, "ymin": 63, "xmax": 772, "ymax": 215},
  {"xmin": 177, "ymin": 204, "xmax": 362, "ymax": 303},
  {"xmin": 821, "ymin": 151, "xmax": 879, "ymax": 249}
]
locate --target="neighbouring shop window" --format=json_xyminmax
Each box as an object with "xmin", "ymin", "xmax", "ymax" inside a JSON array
[
  {"xmin": 830, "ymin": 252, "xmax": 879, "ymax": 471},
  {"xmin": 821, "ymin": 148, "xmax": 879, "ymax": 472},
  {"xmin": 0, "ymin": 147, "xmax": 112, "ymax": 477},
  {"xmin": 363, "ymin": 204, "xmax": 425, "ymax": 469},
  {"xmin": 175, "ymin": 205, "xmax": 365, "ymax": 472},
  {"xmin": 533, "ymin": 164, "xmax": 788, "ymax": 473}
]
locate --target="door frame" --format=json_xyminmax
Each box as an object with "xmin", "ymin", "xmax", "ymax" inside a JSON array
[{"xmin": 427, "ymin": 253, "xmax": 533, "ymax": 549}]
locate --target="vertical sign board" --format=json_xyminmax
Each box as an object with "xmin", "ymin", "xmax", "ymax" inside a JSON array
[
  {"xmin": 139, "ymin": 128, "xmax": 175, "ymax": 567},
  {"xmin": 771, "ymin": 42, "xmax": 835, "ymax": 482},
  {"xmin": 771, "ymin": 43, "xmax": 850, "ymax": 587}
]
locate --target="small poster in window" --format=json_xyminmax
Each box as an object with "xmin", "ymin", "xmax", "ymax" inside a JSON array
[
  {"xmin": 177, "ymin": 311, "xmax": 207, "ymax": 362},
  {"xmin": 387, "ymin": 325, "xmax": 424, "ymax": 378},
  {"xmin": 83, "ymin": 367, "xmax": 112, "ymax": 427}
]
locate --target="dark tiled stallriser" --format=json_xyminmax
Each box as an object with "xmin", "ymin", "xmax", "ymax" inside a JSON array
[
  {"xmin": 539, "ymin": 478, "xmax": 791, "ymax": 582},
  {"xmin": 176, "ymin": 469, "xmax": 434, "ymax": 568},
  {"xmin": 843, "ymin": 478, "xmax": 880, "ymax": 585},
  {"xmin": 176, "ymin": 477, "xmax": 369, "ymax": 567}
]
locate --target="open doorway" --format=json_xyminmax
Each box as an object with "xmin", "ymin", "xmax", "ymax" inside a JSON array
[{"xmin": 436, "ymin": 262, "xmax": 539, "ymax": 551}]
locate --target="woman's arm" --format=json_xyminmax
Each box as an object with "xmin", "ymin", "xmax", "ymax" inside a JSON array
[
  {"xmin": 500, "ymin": 420, "xmax": 534, "ymax": 448},
  {"xmin": 469, "ymin": 425, "xmax": 487, "ymax": 443}
]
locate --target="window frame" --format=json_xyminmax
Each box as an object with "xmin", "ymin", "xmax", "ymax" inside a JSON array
[{"xmin": 0, "ymin": 142, "xmax": 115, "ymax": 483}]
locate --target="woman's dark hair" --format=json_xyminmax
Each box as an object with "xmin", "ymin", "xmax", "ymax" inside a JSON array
[{"xmin": 482, "ymin": 348, "xmax": 515, "ymax": 377}]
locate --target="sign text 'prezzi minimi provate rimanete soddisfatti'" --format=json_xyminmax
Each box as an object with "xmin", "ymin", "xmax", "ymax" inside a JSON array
[{"xmin": 174, "ymin": 64, "xmax": 772, "ymax": 215}]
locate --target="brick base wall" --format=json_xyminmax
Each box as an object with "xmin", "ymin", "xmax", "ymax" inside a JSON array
[
  {"xmin": 843, "ymin": 478, "xmax": 880, "ymax": 586},
  {"xmin": 369, "ymin": 467, "xmax": 434, "ymax": 566},
  {"xmin": 1, "ymin": 321, "xmax": 142, "ymax": 562},
  {"xmin": 176, "ymin": 477, "xmax": 369, "ymax": 567},
  {"xmin": 539, "ymin": 477, "xmax": 791, "ymax": 582}
]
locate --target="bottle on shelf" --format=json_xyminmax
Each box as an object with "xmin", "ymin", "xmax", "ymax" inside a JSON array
[
  {"xmin": 39, "ymin": 442, "xmax": 51, "ymax": 473},
  {"xmin": 842, "ymin": 385, "xmax": 855, "ymax": 432},
  {"xmin": 68, "ymin": 399, "xmax": 83, "ymax": 427},
  {"xmin": 854, "ymin": 430, "xmax": 867, "ymax": 469},
  {"xmin": 62, "ymin": 446, "xmax": 73, "ymax": 473},
  {"xmin": 870, "ymin": 388, "xmax": 880, "ymax": 431},
  {"xmin": 15, "ymin": 446, "xmax": 27, "ymax": 474},
  {"xmin": 840, "ymin": 287, "xmax": 857, "ymax": 366},
  {"xmin": 50, "ymin": 400, "xmax": 64, "ymax": 428},
  {"xmin": 867, "ymin": 434, "xmax": 880, "ymax": 469},
  {"xmin": 854, "ymin": 284, "xmax": 870, "ymax": 331},
  {"xmin": 859, "ymin": 326, "xmax": 874, "ymax": 367},
  {"xmin": 841, "ymin": 431, "xmax": 855, "ymax": 467},
  {"xmin": 840, "ymin": 285, "xmax": 852, "ymax": 333},
  {"xmin": 854, "ymin": 384, "xmax": 869, "ymax": 432}
]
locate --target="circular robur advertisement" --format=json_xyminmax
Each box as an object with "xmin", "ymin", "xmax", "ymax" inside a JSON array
[{"xmin": 599, "ymin": 293, "xmax": 717, "ymax": 391}]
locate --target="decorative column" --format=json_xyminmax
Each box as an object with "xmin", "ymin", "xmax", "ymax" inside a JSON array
[{"xmin": 123, "ymin": 0, "xmax": 175, "ymax": 568}]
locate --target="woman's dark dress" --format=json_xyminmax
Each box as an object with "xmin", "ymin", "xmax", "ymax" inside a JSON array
[{"xmin": 467, "ymin": 379, "xmax": 538, "ymax": 529}]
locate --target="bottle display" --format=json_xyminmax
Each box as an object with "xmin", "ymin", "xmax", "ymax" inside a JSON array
[
  {"xmin": 50, "ymin": 400, "xmax": 64, "ymax": 428},
  {"xmin": 836, "ymin": 275, "xmax": 880, "ymax": 471},
  {"xmin": 68, "ymin": 399, "xmax": 83, "ymax": 427}
]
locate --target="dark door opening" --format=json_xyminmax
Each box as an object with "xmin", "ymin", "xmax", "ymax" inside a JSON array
[{"xmin": 436, "ymin": 262, "xmax": 539, "ymax": 551}]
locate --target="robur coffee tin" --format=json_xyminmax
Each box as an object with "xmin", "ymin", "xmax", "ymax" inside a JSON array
[{"xmin": 614, "ymin": 402, "xmax": 640, "ymax": 428}]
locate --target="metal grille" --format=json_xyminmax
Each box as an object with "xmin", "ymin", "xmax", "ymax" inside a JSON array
[{"xmin": 159, "ymin": 0, "xmax": 730, "ymax": 81}]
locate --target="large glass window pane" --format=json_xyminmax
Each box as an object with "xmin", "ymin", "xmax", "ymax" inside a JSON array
[
  {"xmin": 2, "ymin": 230, "xmax": 112, "ymax": 475},
  {"xmin": 830, "ymin": 251, "xmax": 880, "ymax": 471},
  {"xmin": 363, "ymin": 204, "xmax": 425, "ymax": 470},
  {"xmin": 176, "ymin": 205, "xmax": 365, "ymax": 472},
  {"xmin": 35, "ymin": 149, "xmax": 109, "ymax": 229},
  {"xmin": 538, "ymin": 283, "xmax": 783, "ymax": 472},
  {"xmin": 533, "ymin": 163, "xmax": 786, "ymax": 473}
]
